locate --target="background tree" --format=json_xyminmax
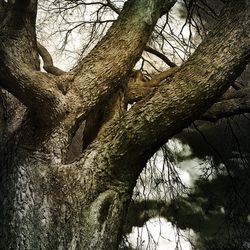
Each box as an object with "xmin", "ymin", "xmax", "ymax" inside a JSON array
[
  {"xmin": 0, "ymin": 0, "xmax": 250, "ymax": 249},
  {"xmin": 170, "ymin": 115, "xmax": 250, "ymax": 249}
]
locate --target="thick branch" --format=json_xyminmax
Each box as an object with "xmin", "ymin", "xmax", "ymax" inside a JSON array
[
  {"xmin": 0, "ymin": 0, "xmax": 66, "ymax": 126},
  {"xmin": 37, "ymin": 42, "xmax": 65, "ymax": 76},
  {"xmin": 125, "ymin": 67, "xmax": 179, "ymax": 103},
  {"xmin": 76, "ymin": 0, "xmax": 250, "ymax": 189},
  {"xmin": 65, "ymin": 0, "xmax": 177, "ymax": 122},
  {"xmin": 201, "ymin": 88, "xmax": 250, "ymax": 122},
  {"xmin": 0, "ymin": 61, "xmax": 66, "ymax": 125}
]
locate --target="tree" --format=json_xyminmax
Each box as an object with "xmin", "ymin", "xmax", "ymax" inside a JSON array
[
  {"xmin": 0, "ymin": 0, "xmax": 250, "ymax": 249},
  {"xmin": 171, "ymin": 115, "xmax": 250, "ymax": 249}
]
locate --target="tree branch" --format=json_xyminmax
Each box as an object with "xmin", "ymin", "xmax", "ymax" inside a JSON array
[
  {"xmin": 37, "ymin": 42, "xmax": 65, "ymax": 76},
  {"xmin": 106, "ymin": 0, "xmax": 120, "ymax": 14},
  {"xmin": 65, "ymin": 0, "xmax": 177, "ymax": 123},
  {"xmin": 0, "ymin": 61, "xmax": 65, "ymax": 125},
  {"xmin": 145, "ymin": 46, "xmax": 177, "ymax": 67},
  {"xmin": 0, "ymin": 0, "xmax": 66, "ymax": 126},
  {"xmin": 201, "ymin": 88, "xmax": 250, "ymax": 122},
  {"xmin": 76, "ymin": 0, "xmax": 250, "ymax": 189}
]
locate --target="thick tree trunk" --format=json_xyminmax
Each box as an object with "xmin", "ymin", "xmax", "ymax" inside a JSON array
[
  {"xmin": 0, "ymin": 123, "xmax": 132, "ymax": 250},
  {"xmin": 0, "ymin": 1, "xmax": 174, "ymax": 248}
]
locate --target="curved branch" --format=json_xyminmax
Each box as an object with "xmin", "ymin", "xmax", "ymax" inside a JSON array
[
  {"xmin": 37, "ymin": 42, "xmax": 65, "ymax": 76},
  {"xmin": 145, "ymin": 46, "xmax": 177, "ymax": 67},
  {"xmin": 0, "ymin": 61, "xmax": 65, "ymax": 125},
  {"xmin": 0, "ymin": 0, "xmax": 66, "ymax": 126}
]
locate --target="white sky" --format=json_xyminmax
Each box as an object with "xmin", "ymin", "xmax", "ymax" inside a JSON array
[{"xmin": 127, "ymin": 218, "xmax": 193, "ymax": 250}]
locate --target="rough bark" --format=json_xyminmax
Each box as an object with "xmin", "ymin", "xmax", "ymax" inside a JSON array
[{"xmin": 0, "ymin": 0, "xmax": 250, "ymax": 250}]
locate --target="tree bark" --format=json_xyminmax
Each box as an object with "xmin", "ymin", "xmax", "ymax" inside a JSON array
[
  {"xmin": 0, "ymin": 0, "xmax": 250, "ymax": 249},
  {"xmin": 0, "ymin": 120, "xmax": 134, "ymax": 249}
]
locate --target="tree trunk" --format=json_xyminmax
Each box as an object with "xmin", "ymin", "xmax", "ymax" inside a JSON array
[{"xmin": 0, "ymin": 122, "xmax": 133, "ymax": 250}]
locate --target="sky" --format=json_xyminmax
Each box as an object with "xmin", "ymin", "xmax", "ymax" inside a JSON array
[{"xmin": 128, "ymin": 217, "xmax": 193, "ymax": 250}]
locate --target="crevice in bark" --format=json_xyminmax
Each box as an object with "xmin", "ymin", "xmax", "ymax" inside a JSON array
[
  {"xmin": 0, "ymin": 88, "xmax": 26, "ymax": 141},
  {"xmin": 65, "ymin": 121, "xmax": 85, "ymax": 163},
  {"xmin": 65, "ymin": 86, "xmax": 127, "ymax": 164}
]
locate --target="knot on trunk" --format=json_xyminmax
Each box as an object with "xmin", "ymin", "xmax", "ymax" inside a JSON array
[{"xmin": 89, "ymin": 190, "xmax": 118, "ymax": 229}]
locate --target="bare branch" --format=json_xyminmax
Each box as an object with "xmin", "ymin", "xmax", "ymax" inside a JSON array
[
  {"xmin": 106, "ymin": 0, "xmax": 120, "ymax": 14},
  {"xmin": 145, "ymin": 46, "xmax": 177, "ymax": 67},
  {"xmin": 201, "ymin": 88, "xmax": 250, "ymax": 122},
  {"xmin": 37, "ymin": 42, "xmax": 65, "ymax": 76}
]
